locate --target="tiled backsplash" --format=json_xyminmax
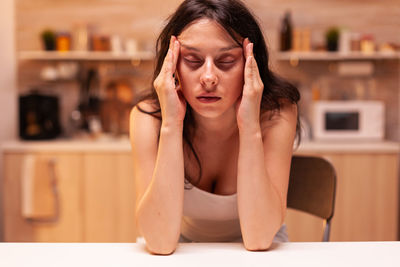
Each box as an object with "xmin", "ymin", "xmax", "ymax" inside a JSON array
[{"xmin": 275, "ymin": 60, "xmax": 400, "ymax": 141}]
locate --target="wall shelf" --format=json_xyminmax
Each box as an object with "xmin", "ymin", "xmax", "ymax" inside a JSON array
[
  {"xmin": 274, "ymin": 51, "xmax": 400, "ymax": 61},
  {"xmin": 20, "ymin": 51, "xmax": 399, "ymax": 62},
  {"xmin": 18, "ymin": 50, "xmax": 154, "ymax": 61}
]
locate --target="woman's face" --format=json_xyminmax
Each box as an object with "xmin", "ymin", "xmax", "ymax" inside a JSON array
[{"xmin": 177, "ymin": 18, "xmax": 245, "ymax": 119}]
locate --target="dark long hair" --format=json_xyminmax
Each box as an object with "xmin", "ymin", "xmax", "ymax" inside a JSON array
[{"xmin": 134, "ymin": 0, "xmax": 300, "ymax": 187}]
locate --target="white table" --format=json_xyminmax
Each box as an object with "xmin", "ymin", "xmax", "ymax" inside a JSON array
[{"xmin": 1, "ymin": 242, "xmax": 399, "ymax": 267}]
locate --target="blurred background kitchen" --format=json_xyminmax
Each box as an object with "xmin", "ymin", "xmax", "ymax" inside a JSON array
[{"xmin": 0, "ymin": 0, "xmax": 399, "ymax": 243}]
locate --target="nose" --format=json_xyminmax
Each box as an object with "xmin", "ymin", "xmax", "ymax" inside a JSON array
[{"xmin": 200, "ymin": 59, "xmax": 218, "ymax": 90}]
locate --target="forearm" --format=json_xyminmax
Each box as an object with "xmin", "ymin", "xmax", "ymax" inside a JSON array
[
  {"xmin": 237, "ymin": 125, "xmax": 284, "ymax": 250},
  {"xmin": 136, "ymin": 123, "xmax": 184, "ymax": 253}
]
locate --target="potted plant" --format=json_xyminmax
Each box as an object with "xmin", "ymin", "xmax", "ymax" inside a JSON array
[
  {"xmin": 41, "ymin": 29, "xmax": 56, "ymax": 51},
  {"xmin": 325, "ymin": 27, "xmax": 339, "ymax": 52}
]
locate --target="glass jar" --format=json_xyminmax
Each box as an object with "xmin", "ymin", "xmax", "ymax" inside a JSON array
[{"xmin": 56, "ymin": 32, "xmax": 71, "ymax": 52}]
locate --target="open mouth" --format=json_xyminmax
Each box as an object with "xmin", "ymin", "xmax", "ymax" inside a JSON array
[{"xmin": 196, "ymin": 96, "xmax": 221, "ymax": 103}]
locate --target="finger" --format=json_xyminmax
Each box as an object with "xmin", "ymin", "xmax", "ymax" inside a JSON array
[
  {"xmin": 246, "ymin": 42, "xmax": 253, "ymax": 59},
  {"xmin": 245, "ymin": 57, "xmax": 263, "ymax": 90},
  {"xmin": 247, "ymin": 43, "xmax": 262, "ymax": 86},
  {"xmin": 252, "ymin": 59, "xmax": 260, "ymax": 87},
  {"xmin": 166, "ymin": 36, "xmax": 176, "ymax": 76},
  {"xmin": 159, "ymin": 36, "xmax": 176, "ymax": 77},
  {"xmin": 242, "ymin": 38, "xmax": 250, "ymax": 58},
  {"xmin": 171, "ymin": 39, "xmax": 180, "ymax": 74},
  {"xmin": 244, "ymin": 43, "xmax": 255, "ymax": 83},
  {"xmin": 244, "ymin": 54, "xmax": 253, "ymax": 85},
  {"xmin": 252, "ymin": 59, "xmax": 264, "ymax": 91}
]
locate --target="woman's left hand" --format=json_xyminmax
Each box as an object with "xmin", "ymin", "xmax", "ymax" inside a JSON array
[{"xmin": 235, "ymin": 38, "xmax": 264, "ymax": 131}]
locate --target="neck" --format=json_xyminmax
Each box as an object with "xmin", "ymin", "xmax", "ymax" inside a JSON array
[{"xmin": 190, "ymin": 107, "xmax": 239, "ymax": 143}]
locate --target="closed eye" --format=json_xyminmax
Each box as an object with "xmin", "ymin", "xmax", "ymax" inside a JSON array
[
  {"xmin": 216, "ymin": 54, "xmax": 237, "ymax": 66},
  {"xmin": 216, "ymin": 58, "xmax": 237, "ymax": 70},
  {"xmin": 218, "ymin": 60, "xmax": 235, "ymax": 64},
  {"xmin": 185, "ymin": 59, "xmax": 202, "ymax": 64},
  {"xmin": 184, "ymin": 57, "xmax": 203, "ymax": 69}
]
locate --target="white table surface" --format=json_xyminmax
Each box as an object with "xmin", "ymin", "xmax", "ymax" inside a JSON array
[{"xmin": 1, "ymin": 242, "xmax": 399, "ymax": 267}]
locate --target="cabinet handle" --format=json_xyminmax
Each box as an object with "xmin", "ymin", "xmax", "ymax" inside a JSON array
[{"xmin": 23, "ymin": 158, "xmax": 61, "ymax": 224}]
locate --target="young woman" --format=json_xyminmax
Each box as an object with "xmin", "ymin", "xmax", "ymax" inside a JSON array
[{"xmin": 130, "ymin": 0, "xmax": 300, "ymax": 254}]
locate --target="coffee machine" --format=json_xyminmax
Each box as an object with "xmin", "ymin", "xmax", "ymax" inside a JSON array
[{"xmin": 19, "ymin": 91, "xmax": 61, "ymax": 140}]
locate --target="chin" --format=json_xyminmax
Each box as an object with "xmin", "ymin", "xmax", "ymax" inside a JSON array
[{"xmin": 188, "ymin": 102, "xmax": 233, "ymax": 119}]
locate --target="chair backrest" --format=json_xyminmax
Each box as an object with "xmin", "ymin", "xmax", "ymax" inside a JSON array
[{"xmin": 287, "ymin": 155, "xmax": 337, "ymax": 241}]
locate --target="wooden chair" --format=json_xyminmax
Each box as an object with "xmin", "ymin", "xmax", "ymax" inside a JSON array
[{"xmin": 287, "ymin": 155, "xmax": 337, "ymax": 241}]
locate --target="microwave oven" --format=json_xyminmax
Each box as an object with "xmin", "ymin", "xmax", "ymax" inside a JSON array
[{"xmin": 312, "ymin": 100, "xmax": 385, "ymax": 141}]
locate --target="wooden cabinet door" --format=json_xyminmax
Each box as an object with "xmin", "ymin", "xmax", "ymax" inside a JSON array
[
  {"xmin": 325, "ymin": 153, "xmax": 399, "ymax": 241},
  {"xmin": 3, "ymin": 152, "xmax": 83, "ymax": 242},
  {"xmin": 83, "ymin": 153, "xmax": 137, "ymax": 242},
  {"xmin": 285, "ymin": 152, "xmax": 399, "ymax": 241}
]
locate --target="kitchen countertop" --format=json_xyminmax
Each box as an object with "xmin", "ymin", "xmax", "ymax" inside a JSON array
[
  {"xmin": 1, "ymin": 138, "xmax": 399, "ymax": 153},
  {"xmin": 0, "ymin": 137, "xmax": 133, "ymax": 153},
  {"xmin": 295, "ymin": 140, "xmax": 400, "ymax": 153},
  {"xmin": 1, "ymin": 242, "xmax": 400, "ymax": 267}
]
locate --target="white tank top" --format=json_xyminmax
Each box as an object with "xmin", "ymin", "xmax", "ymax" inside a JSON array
[
  {"xmin": 181, "ymin": 183, "xmax": 242, "ymax": 242},
  {"xmin": 181, "ymin": 182, "xmax": 289, "ymax": 242}
]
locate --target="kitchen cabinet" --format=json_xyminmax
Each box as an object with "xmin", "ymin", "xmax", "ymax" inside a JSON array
[
  {"xmin": 83, "ymin": 153, "xmax": 136, "ymax": 242},
  {"xmin": 285, "ymin": 151, "xmax": 399, "ymax": 241},
  {"xmin": 2, "ymin": 150, "xmax": 137, "ymax": 242},
  {"xmin": 2, "ymin": 141, "xmax": 399, "ymax": 242},
  {"xmin": 3, "ymin": 152, "xmax": 83, "ymax": 242}
]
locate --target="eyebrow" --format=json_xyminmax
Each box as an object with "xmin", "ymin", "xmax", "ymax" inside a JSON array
[{"xmin": 180, "ymin": 43, "xmax": 241, "ymax": 52}]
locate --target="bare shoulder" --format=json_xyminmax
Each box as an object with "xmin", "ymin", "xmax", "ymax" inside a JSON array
[
  {"xmin": 133, "ymin": 99, "xmax": 161, "ymax": 116},
  {"xmin": 129, "ymin": 100, "xmax": 161, "ymax": 148},
  {"xmin": 130, "ymin": 99, "xmax": 161, "ymax": 126},
  {"xmin": 260, "ymin": 99, "xmax": 298, "ymax": 137}
]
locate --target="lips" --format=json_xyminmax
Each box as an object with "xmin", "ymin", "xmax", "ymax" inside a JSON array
[{"xmin": 196, "ymin": 96, "xmax": 221, "ymax": 103}]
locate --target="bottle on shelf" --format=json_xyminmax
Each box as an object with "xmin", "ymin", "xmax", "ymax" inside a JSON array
[
  {"xmin": 280, "ymin": 10, "xmax": 293, "ymax": 51},
  {"xmin": 339, "ymin": 28, "xmax": 351, "ymax": 54}
]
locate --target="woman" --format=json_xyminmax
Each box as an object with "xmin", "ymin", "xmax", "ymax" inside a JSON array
[{"xmin": 130, "ymin": 0, "xmax": 300, "ymax": 254}]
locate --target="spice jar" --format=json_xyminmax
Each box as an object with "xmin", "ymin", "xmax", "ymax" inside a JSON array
[
  {"xmin": 350, "ymin": 33, "xmax": 361, "ymax": 51},
  {"xmin": 360, "ymin": 34, "xmax": 375, "ymax": 53},
  {"xmin": 56, "ymin": 32, "xmax": 71, "ymax": 52}
]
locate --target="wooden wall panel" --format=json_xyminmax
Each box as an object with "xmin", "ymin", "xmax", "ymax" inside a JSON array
[{"xmin": 15, "ymin": 0, "xmax": 400, "ymax": 51}]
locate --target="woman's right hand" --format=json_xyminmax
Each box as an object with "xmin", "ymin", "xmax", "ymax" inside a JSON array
[{"xmin": 153, "ymin": 36, "xmax": 187, "ymax": 126}]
